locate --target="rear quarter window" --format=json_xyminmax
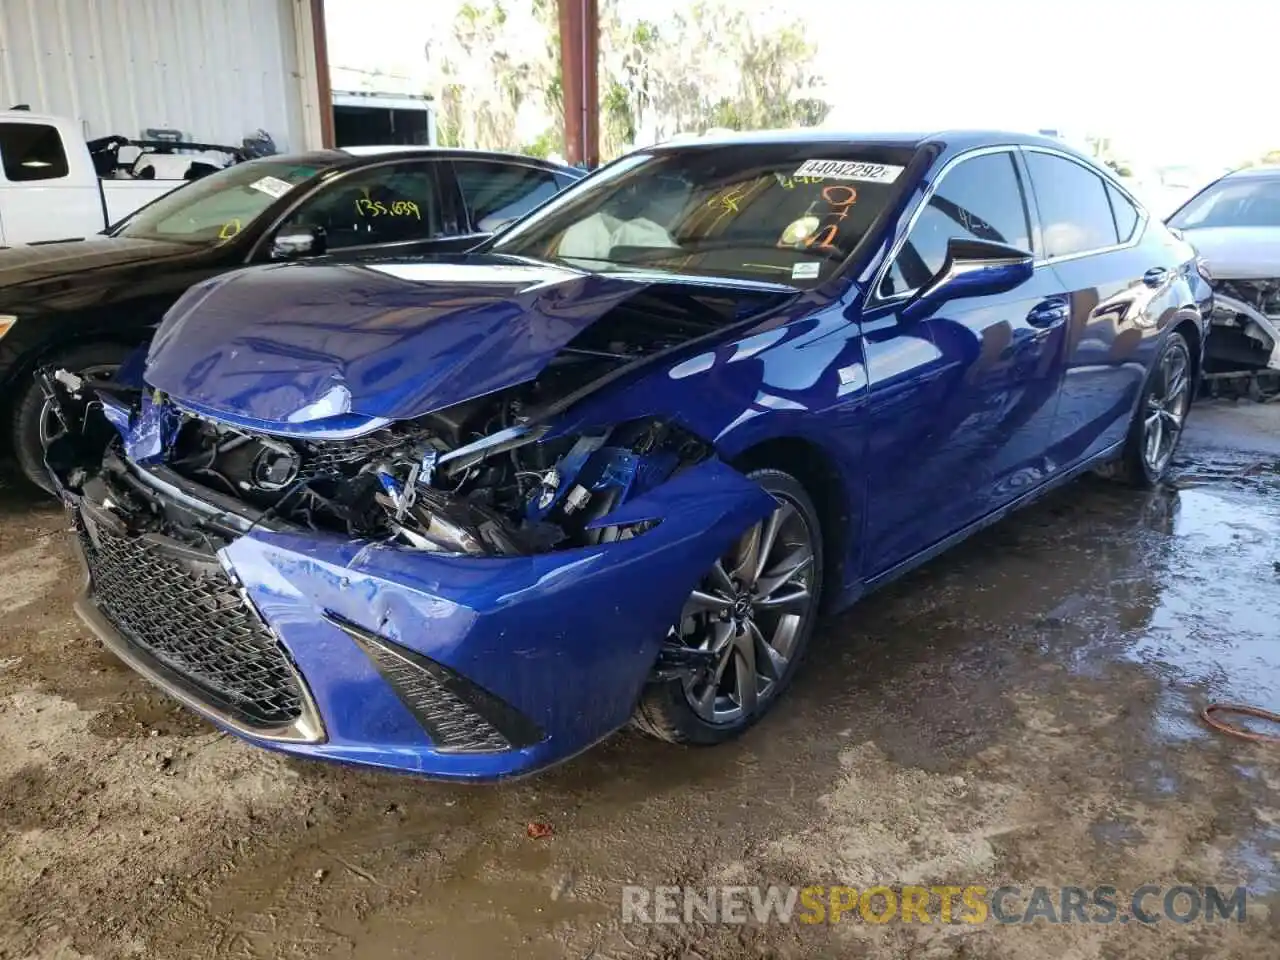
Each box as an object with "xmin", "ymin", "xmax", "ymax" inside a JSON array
[
  {"xmin": 1106, "ymin": 183, "xmax": 1141, "ymax": 243},
  {"xmin": 1025, "ymin": 151, "xmax": 1120, "ymax": 258}
]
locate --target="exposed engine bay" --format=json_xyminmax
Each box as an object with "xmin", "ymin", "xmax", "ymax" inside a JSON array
[
  {"xmin": 155, "ymin": 406, "xmax": 710, "ymax": 554},
  {"xmin": 1204, "ymin": 278, "xmax": 1280, "ymax": 400},
  {"xmin": 41, "ymin": 284, "xmax": 778, "ymax": 556}
]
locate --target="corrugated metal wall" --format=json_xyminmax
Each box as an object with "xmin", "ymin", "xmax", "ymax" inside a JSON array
[{"xmin": 0, "ymin": 0, "xmax": 307, "ymax": 150}]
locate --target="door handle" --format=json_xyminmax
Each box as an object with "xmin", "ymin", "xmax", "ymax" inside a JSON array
[
  {"xmin": 1026, "ymin": 296, "xmax": 1069, "ymax": 328},
  {"xmin": 1143, "ymin": 267, "xmax": 1169, "ymax": 288}
]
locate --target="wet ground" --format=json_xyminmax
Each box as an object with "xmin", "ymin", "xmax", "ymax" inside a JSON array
[{"xmin": 1, "ymin": 399, "xmax": 1278, "ymax": 959}]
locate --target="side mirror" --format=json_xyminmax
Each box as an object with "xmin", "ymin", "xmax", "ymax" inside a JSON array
[
  {"xmin": 271, "ymin": 226, "xmax": 326, "ymax": 260},
  {"xmin": 900, "ymin": 237, "xmax": 1034, "ymax": 323}
]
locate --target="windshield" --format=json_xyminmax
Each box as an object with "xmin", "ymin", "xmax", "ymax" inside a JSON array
[
  {"xmin": 1169, "ymin": 177, "xmax": 1280, "ymax": 230},
  {"xmin": 490, "ymin": 144, "xmax": 917, "ymax": 286},
  {"xmin": 114, "ymin": 159, "xmax": 326, "ymax": 244}
]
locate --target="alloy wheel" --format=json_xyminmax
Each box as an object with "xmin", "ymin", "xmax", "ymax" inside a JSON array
[
  {"xmin": 677, "ymin": 495, "xmax": 817, "ymax": 726},
  {"xmin": 1142, "ymin": 340, "xmax": 1191, "ymax": 476}
]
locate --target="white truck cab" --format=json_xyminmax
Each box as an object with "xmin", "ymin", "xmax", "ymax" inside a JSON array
[{"xmin": 0, "ymin": 111, "xmax": 233, "ymax": 246}]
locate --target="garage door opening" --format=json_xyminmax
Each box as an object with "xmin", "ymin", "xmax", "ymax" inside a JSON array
[{"xmin": 332, "ymin": 91, "xmax": 435, "ymax": 148}]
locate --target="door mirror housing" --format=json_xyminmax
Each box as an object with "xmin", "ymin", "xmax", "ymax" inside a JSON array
[
  {"xmin": 271, "ymin": 226, "xmax": 326, "ymax": 260},
  {"xmin": 900, "ymin": 237, "xmax": 1034, "ymax": 323}
]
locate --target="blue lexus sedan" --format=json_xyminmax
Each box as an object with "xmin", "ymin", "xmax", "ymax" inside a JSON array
[{"xmin": 43, "ymin": 130, "xmax": 1212, "ymax": 780}]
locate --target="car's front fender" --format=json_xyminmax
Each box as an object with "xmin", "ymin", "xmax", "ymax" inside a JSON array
[{"xmin": 218, "ymin": 456, "xmax": 776, "ymax": 778}]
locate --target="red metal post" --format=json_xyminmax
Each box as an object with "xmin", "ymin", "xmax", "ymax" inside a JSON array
[
  {"xmin": 310, "ymin": 0, "xmax": 335, "ymax": 148},
  {"xmin": 557, "ymin": 0, "xmax": 599, "ymax": 167}
]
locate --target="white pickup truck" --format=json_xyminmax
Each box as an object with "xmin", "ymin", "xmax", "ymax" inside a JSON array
[{"xmin": 0, "ymin": 110, "xmax": 242, "ymax": 246}]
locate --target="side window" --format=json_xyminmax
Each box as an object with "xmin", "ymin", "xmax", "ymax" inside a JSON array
[
  {"xmin": 0, "ymin": 123, "xmax": 70, "ymax": 182},
  {"xmin": 1025, "ymin": 152, "xmax": 1119, "ymax": 258},
  {"xmin": 280, "ymin": 162, "xmax": 444, "ymax": 249},
  {"xmin": 455, "ymin": 161, "xmax": 560, "ymax": 233},
  {"xmin": 880, "ymin": 151, "xmax": 1031, "ymax": 297},
  {"xmin": 1107, "ymin": 182, "xmax": 1140, "ymax": 243}
]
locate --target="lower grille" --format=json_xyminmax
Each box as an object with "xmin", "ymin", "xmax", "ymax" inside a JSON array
[
  {"xmin": 77, "ymin": 514, "xmax": 304, "ymax": 728},
  {"xmin": 326, "ymin": 613, "xmax": 544, "ymax": 754}
]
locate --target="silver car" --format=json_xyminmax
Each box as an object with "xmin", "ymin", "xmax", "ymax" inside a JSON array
[{"xmin": 1169, "ymin": 167, "xmax": 1280, "ymax": 395}]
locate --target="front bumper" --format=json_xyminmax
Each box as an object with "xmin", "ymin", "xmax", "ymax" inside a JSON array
[
  {"xmin": 67, "ymin": 457, "xmax": 773, "ymax": 780},
  {"xmin": 1207, "ymin": 291, "xmax": 1280, "ymax": 373}
]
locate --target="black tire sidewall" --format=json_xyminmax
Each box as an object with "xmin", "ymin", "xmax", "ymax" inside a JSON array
[{"xmin": 11, "ymin": 342, "xmax": 135, "ymax": 493}]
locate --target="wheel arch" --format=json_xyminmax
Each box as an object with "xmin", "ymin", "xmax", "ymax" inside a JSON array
[
  {"xmin": 1170, "ymin": 312, "xmax": 1203, "ymax": 397},
  {"xmin": 729, "ymin": 434, "xmax": 856, "ymax": 612},
  {"xmin": 1, "ymin": 332, "xmax": 145, "ymax": 458},
  {"xmin": 2, "ymin": 330, "xmax": 144, "ymax": 382}
]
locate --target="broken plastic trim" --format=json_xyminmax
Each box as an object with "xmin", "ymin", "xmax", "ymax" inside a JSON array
[
  {"xmin": 1210, "ymin": 292, "xmax": 1280, "ymax": 372},
  {"xmin": 43, "ymin": 366, "xmax": 710, "ymax": 561}
]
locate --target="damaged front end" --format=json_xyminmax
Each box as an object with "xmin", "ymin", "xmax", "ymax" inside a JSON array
[
  {"xmin": 38, "ymin": 300, "xmax": 781, "ymax": 777},
  {"xmin": 1202, "ymin": 278, "xmax": 1280, "ymax": 401},
  {"xmin": 52, "ymin": 378, "xmax": 716, "ymax": 558}
]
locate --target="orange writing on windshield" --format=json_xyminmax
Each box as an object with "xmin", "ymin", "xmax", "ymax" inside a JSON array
[{"xmin": 804, "ymin": 185, "xmax": 857, "ymax": 250}]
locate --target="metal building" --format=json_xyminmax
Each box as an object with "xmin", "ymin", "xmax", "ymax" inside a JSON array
[{"xmin": 0, "ymin": 0, "xmax": 329, "ymax": 151}]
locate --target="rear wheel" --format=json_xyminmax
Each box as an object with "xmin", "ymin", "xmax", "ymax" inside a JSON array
[
  {"xmin": 12, "ymin": 342, "xmax": 133, "ymax": 494},
  {"xmin": 1103, "ymin": 330, "xmax": 1192, "ymax": 488},
  {"xmin": 632, "ymin": 468, "xmax": 824, "ymax": 745}
]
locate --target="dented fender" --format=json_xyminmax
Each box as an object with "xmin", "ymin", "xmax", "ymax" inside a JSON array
[{"xmin": 216, "ymin": 457, "xmax": 776, "ymax": 777}]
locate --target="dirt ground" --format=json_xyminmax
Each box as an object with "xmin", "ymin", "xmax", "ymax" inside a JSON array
[{"xmin": 1, "ymin": 400, "xmax": 1279, "ymax": 960}]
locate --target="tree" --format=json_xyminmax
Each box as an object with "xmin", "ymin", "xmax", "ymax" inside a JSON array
[
  {"xmin": 427, "ymin": 0, "xmax": 553, "ymax": 153},
  {"xmin": 605, "ymin": 0, "xmax": 830, "ymax": 152},
  {"xmin": 427, "ymin": 0, "xmax": 831, "ymax": 160}
]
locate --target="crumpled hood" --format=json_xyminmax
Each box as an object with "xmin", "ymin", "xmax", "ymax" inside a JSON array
[
  {"xmin": 1182, "ymin": 226, "xmax": 1280, "ymax": 280},
  {"xmin": 145, "ymin": 255, "xmax": 675, "ymax": 426}
]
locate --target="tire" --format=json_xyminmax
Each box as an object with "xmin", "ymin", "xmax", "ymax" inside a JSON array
[
  {"xmin": 11, "ymin": 342, "xmax": 135, "ymax": 494},
  {"xmin": 1103, "ymin": 330, "xmax": 1193, "ymax": 488},
  {"xmin": 632, "ymin": 467, "xmax": 825, "ymax": 745}
]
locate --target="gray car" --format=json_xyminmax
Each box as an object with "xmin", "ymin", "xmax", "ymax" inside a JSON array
[{"xmin": 1169, "ymin": 167, "xmax": 1280, "ymax": 393}]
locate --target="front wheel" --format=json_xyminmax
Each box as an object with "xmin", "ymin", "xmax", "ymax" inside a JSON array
[
  {"xmin": 1104, "ymin": 330, "xmax": 1193, "ymax": 488},
  {"xmin": 12, "ymin": 343, "xmax": 134, "ymax": 494},
  {"xmin": 632, "ymin": 468, "xmax": 824, "ymax": 745}
]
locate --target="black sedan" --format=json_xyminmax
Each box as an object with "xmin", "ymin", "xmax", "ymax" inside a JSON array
[{"xmin": 0, "ymin": 146, "xmax": 583, "ymax": 489}]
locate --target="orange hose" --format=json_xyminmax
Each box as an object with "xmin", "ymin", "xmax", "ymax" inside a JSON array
[{"xmin": 1200, "ymin": 703, "xmax": 1280, "ymax": 744}]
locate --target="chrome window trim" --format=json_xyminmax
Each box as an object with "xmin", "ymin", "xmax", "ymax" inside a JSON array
[
  {"xmin": 449, "ymin": 157, "xmax": 567, "ymax": 178},
  {"xmin": 1020, "ymin": 145, "xmax": 1149, "ymax": 266},
  {"xmin": 869, "ymin": 142, "xmax": 1152, "ymax": 305},
  {"xmin": 868, "ymin": 144, "xmax": 1026, "ymax": 305}
]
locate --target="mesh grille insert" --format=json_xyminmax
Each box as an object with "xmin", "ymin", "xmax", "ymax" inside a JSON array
[{"xmin": 78, "ymin": 516, "xmax": 304, "ymax": 728}]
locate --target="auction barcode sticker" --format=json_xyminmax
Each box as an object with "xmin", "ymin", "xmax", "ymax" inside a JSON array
[
  {"xmin": 249, "ymin": 175, "xmax": 294, "ymax": 199},
  {"xmin": 792, "ymin": 159, "xmax": 904, "ymax": 183}
]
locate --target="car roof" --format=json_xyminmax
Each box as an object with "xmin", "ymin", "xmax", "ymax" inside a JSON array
[
  {"xmin": 335, "ymin": 145, "xmax": 582, "ymax": 174},
  {"xmin": 0, "ymin": 110, "xmax": 68, "ymax": 126},
  {"xmin": 1223, "ymin": 165, "xmax": 1280, "ymax": 180},
  {"xmin": 236, "ymin": 147, "xmax": 582, "ymax": 180},
  {"xmin": 644, "ymin": 128, "xmax": 1077, "ymax": 154}
]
